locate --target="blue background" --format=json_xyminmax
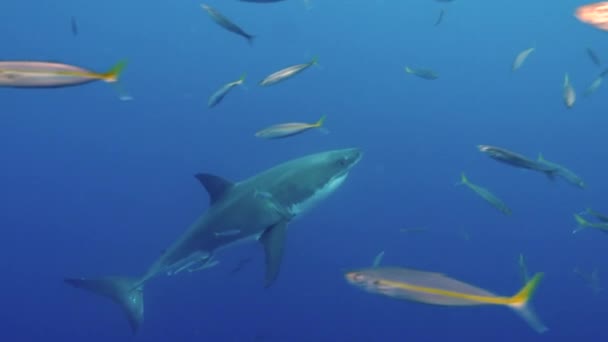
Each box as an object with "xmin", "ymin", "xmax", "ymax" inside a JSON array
[{"xmin": 0, "ymin": 0, "xmax": 606, "ymax": 341}]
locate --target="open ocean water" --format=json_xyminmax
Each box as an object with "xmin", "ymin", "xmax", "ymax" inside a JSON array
[{"xmin": 1, "ymin": 0, "xmax": 607, "ymax": 341}]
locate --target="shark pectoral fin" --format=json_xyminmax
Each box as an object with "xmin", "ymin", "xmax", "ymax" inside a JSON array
[
  {"xmin": 260, "ymin": 222, "xmax": 288, "ymax": 287},
  {"xmin": 194, "ymin": 173, "xmax": 234, "ymax": 205},
  {"xmin": 64, "ymin": 276, "xmax": 144, "ymax": 333}
]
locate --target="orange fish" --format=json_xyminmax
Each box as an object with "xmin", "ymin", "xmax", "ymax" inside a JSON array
[{"xmin": 575, "ymin": 2, "xmax": 608, "ymax": 31}]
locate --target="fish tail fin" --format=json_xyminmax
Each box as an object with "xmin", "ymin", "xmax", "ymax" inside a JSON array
[
  {"xmin": 310, "ymin": 56, "xmax": 319, "ymax": 66},
  {"xmin": 65, "ymin": 276, "xmax": 144, "ymax": 333},
  {"xmin": 247, "ymin": 35, "xmax": 256, "ymax": 46},
  {"xmin": 456, "ymin": 172, "xmax": 468, "ymax": 186},
  {"xmin": 315, "ymin": 115, "xmax": 326, "ymax": 127},
  {"xmin": 102, "ymin": 60, "xmax": 127, "ymax": 83},
  {"xmin": 573, "ymin": 214, "xmax": 590, "ymax": 234},
  {"xmin": 238, "ymin": 73, "xmax": 247, "ymax": 84},
  {"xmin": 508, "ymin": 273, "xmax": 548, "ymax": 334}
]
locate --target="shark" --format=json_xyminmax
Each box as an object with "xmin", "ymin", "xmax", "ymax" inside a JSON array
[{"xmin": 64, "ymin": 147, "xmax": 362, "ymax": 333}]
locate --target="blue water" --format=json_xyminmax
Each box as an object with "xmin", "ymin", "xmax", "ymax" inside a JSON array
[{"xmin": 1, "ymin": 0, "xmax": 607, "ymax": 341}]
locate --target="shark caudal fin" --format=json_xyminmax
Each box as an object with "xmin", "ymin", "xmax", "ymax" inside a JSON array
[
  {"xmin": 507, "ymin": 272, "xmax": 548, "ymax": 334},
  {"xmin": 65, "ymin": 276, "xmax": 144, "ymax": 333}
]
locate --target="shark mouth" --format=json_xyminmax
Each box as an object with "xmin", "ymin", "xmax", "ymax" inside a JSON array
[{"xmin": 288, "ymin": 172, "xmax": 350, "ymax": 217}]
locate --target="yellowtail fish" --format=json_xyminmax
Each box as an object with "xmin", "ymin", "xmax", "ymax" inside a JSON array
[
  {"xmin": 563, "ymin": 73, "xmax": 576, "ymax": 108},
  {"xmin": 208, "ymin": 74, "xmax": 246, "ymax": 108},
  {"xmin": 0, "ymin": 60, "xmax": 126, "ymax": 88},
  {"xmin": 201, "ymin": 4, "xmax": 255, "ymax": 45},
  {"xmin": 584, "ymin": 77, "xmax": 602, "ymax": 97},
  {"xmin": 345, "ymin": 267, "xmax": 547, "ymax": 333},
  {"xmin": 512, "ymin": 47, "xmax": 535, "ymax": 71},
  {"xmin": 537, "ymin": 153, "xmax": 585, "ymax": 189},
  {"xmin": 259, "ymin": 56, "xmax": 318, "ymax": 86},
  {"xmin": 575, "ymin": 2, "xmax": 608, "ymax": 31},
  {"xmin": 458, "ymin": 172, "xmax": 512, "ymax": 215},
  {"xmin": 581, "ymin": 208, "xmax": 608, "ymax": 222},
  {"xmin": 573, "ymin": 214, "xmax": 608, "ymax": 234},
  {"xmin": 404, "ymin": 66, "xmax": 438, "ymax": 80},
  {"xmin": 255, "ymin": 115, "xmax": 326, "ymax": 139}
]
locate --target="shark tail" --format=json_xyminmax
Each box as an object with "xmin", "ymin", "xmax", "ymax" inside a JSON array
[{"xmin": 65, "ymin": 276, "xmax": 144, "ymax": 333}]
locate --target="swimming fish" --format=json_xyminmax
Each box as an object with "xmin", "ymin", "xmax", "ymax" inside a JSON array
[
  {"xmin": 586, "ymin": 48, "xmax": 602, "ymax": 66},
  {"xmin": 259, "ymin": 57, "xmax": 318, "ymax": 86},
  {"xmin": 434, "ymin": 9, "xmax": 445, "ymax": 26},
  {"xmin": 512, "ymin": 47, "xmax": 535, "ymax": 71},
  {"xmin": 345, "ymin": 267, "xmax": 547, "ymax": 333},
  {"xmin": 255, "ymin": 115, "xmax": 326, "ymax": 139},
  {"xmin": 584, "ymin": 77, "xmax": 602, "ymax": 97},
  {"xmin": 208, "ymin": 74, "xmax": 246, "ymax": 108},
  {"xmin": 575, "ymin": 2, "xmax": 608, "ymax": 31},
  {"xmin": 563, "ymin": 73, "xmax": 576, "ymax": 108},
  {"xmin": 404, "ymin": 66, "xmax": 438, "ymax": 80},
  {"xmin": 537, "ymin": 154, "xmax": 585, "ymax": 189},
  {"xmin": 71, "ymin": 16, "xmax": 78, "ymax": 36},
  {"xmin": 477, "ymin": 145, "xmax": 558, "ymax": 179},
  {"xmin": 0, "ymin": 60, "xmax": 126, "ymax": 88},
  {"xmin": 581, "ymin": 208, "xmax": 608, "ymax": 223},
  {"xmin": 573, "ymin": 214, "xmax": 608, "ymax": 234},
  {"xmin": 458, "ymin": 172, "xmax": 511, "ymax": 215},
  {"xmin": 201, "ymin": 4, "xmax": 255, "ymax": 45}
]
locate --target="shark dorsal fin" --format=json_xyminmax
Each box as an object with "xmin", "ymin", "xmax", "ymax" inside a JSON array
[{"xmin": 194, "ymin": 173, "xmax": 234, "ymax": 205}]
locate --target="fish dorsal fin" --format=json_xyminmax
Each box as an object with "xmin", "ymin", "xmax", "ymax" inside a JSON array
[{"xmin": 194, "ymin": 173, "xmax": 234, "ymax": 205}]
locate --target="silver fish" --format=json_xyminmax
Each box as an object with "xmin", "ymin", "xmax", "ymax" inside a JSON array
[{"xmin": 259, "ymin": 57, "xmax": 318, "ymax": 86}]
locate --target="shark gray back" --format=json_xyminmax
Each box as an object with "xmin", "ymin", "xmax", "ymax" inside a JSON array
[{"xmin": 64, "ymin": 147, "xmax": 362, "ymax": 332}]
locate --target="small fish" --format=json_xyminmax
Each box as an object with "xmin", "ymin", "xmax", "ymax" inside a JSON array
[
  {"xmin": 71, "ymin": 16, "xmax": 78, "ymax": 36},
  {"xmin": 259, "ymin": 57, "xmax": 318, "ymax": 86},
  {"xmin": 434, "ymin": 9, "xmax": 445, "ymax": 26},
  {"xmin": 563, "ymin": 73, "xmax": 576, "ymax": 108},
  {"xmin": 255, "ymin": 115, "xmax": 326, "ymax": 139},
  {"xmin": 404, "ymin": 66, "xmax": 438, "ymax": 80},
  {"xmin": 518, "ymin": 253, "xmax": 530, "ymax": 284},
  {"xmin": 201, "ymin": 4, "xmax": 255, "ymax": 45},
  {"xmin": 0, "ymin": 60, "xmax": 126, "ymax": 88},
  {"xmin": 573, "ymin": 214, "xmax": 608, "ymax": 234},
  {"xmin": 208, "ymin": 73, "xmax": 246, "ymax": 108},
  {"xmin": 584, "ymin": 77, "xmax": 602, "ymax": 97},
  {"xmin": 586, "ymin": 48, "xmax": 602, "ymax": 66},
  {"xmin": 372, "ymin": 251, "xmax": 385, "ymax": 267},
  {"xmin": 537, "ymin": 154, "xmax": 585, "ymax": 189},
  {"xmin": 345, "ymin": 267, "xmax": 548, "ymax": 333},
  {"xmin": 214, "ymin": 229, "xmax": 241, "ymax": 237},
  {"xmin": 458, "ymin": 173, "xmax": 511, "ymax": 215},
  {"xmin": 512, "ymin": 47, "xmax": 535, "ymax": 71},
  {"xmin": 477, "ymin": 145, "xmax": 559, "ymax": 179},
  {"xmin": 581, "ymin": 208, "xmax": 608, "ymax": 223},
  {"xmin": 575, "ymin": 2, "xmax": 608, "ymax": 31}
]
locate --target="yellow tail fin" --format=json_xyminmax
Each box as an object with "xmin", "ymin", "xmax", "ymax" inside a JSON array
[
  {"xmin": 315, "ymin": 115, "xmax": 326, "ymax": 127},
  {"xmin": 103, "ymin": 60, "xmax": 127, "ymax": 83},
  {"xmin": 460, "ymin": 172, "xmax": 468, "ymax": 185},
  {"xmin": 508, "ymin": 272, "xmax": 548, "ymax": 333}
]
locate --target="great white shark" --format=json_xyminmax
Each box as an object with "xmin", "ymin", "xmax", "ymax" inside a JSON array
[{"xmin": 65, "ymin": 147, "xmax": 362, "ymax": 332}]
